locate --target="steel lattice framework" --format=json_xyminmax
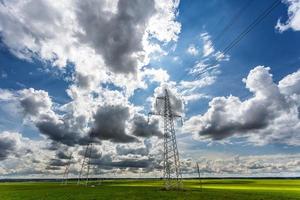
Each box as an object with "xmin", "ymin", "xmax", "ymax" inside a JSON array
[
  {"xmin": 77, "ymin": 143, "xmax": 93, "ymax": 185},
  {"xmin": 149, "ymin": 89, "xmax": 183, "ymax": 190},
  {"xmin": 61, "ymin": 152, "xmax": 73, "ymax": 185},
  {"xmin": 196, "ymin": 162, "xmax": 202, "ymax": 191}
]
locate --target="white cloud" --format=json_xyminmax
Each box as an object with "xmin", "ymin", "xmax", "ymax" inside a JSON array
[
  {"xmin": 0, "ymin": 0, "xmax": 184, "ymax": 177},
  {"xmin": 142, "ymin": 68, "xmax": 170, "ymax": 83},
  {"xmin": 276, "ymin": 0, "xmax": 300, "ymax": 32},
  {"xmin": 186, "ymin": 44, "xmax": 199, "ymax": 56},
  {"xmin": 185, "ymin": 153, "xmax": 300, "ymax": 177},
  {"xmin": 147, "ymin": 0, "xmax": 181, "ymax": 42},
  {"xmin": 177, "ymin": 31, "xmax": 230, "ymax": 108},
  {"xmin": 182, "ymin": 93, "xmax": 210, "ymax": 102},
  {"xmin": 179, "ymin": 76, "xmax": 216, "ymax": 91},
  {"xmin": 178, "ymin": 76, "xmax": 215, "ymax": 103},
  {"xmin": 0, "ymin": 131, "xmax": 56, "ymax": 177},
  {"xmin": 278, "ymin": 68, "xmax": 300, "ymax": 95},
  {"xmin": 200, "ymin": 32, "xmax": 215, "ymax": 57},
  {"xmin": 150, "ymin": 82, "xmax": 185, "ymax": 117},
  {"xmin": 189, "ymin": 31, "xmax": 229, "ymax": 83},
  {"xmin": 0, "ymin": 0, "xmax": 181, "ymax": 96},
  {"xmin": 184, "ymin": 66, "xmax": 300, "ymax": 146},
  {"xmin": 0, "ymin": 89, "xmax": 17, "ymax": 101}
]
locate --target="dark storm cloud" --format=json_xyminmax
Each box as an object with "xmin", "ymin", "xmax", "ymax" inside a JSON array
[
  {"xmin": 132, "ymin": 115, "xmax": 163, "ymax": 138},
  {"xmin": 75, "ymin": 0, "xmax": 156, "ymax": 74},
  {"xmin": 36, "ymin": 119, "xmax": 81, "ymax": 146},
  {"xmin": 78, "ymin": 147, "xmax": 102, "ymax": 159},
  {"xmin": 80, "ymin": 148, "xmax": 158, "ymax": 170},
  {"xmin": 112, "ymin": 158, "xmax": 153, "ymax": 169},
  {"xmin": 90, "ymin": 154, "xmax": 113, "ymax": 168},
  {"xmin": 47, "ymin": 157, "xmax": 76, "ymax": 171},
  {"xmin": 48, "ymin": 159, "xmax": 69, "ymax": 167},
  {"xmin": 90, "ymin": 105, "xmax": 137, "ymax": 143},
  {"xmin": 36, "ymin": 118, "xmax": 97, "ymax": 146},
  {"xmin": 0, "ymin": 138, "xmax": 16, "ymax": 161},
  {"xmin": 56, "ymin": 151, "xmax": 72, "ymax": 160},
  {"xmin": 45, "ymin": 166, "xmax": 61, "ymax": 171},
  {"xmin": 116, "ymin": 141, "xmax": 152, "ymax": 156},
  {"xmin": 116, "ymin": 146, "xmax": 148, "ymax": 156},
  {"xmin": 91, "ymin": 156, "xmax": 154, "ymax": 169},
  {"xmin": 247, "ymin": 163, "xmax": 268, "ymax": 170}
]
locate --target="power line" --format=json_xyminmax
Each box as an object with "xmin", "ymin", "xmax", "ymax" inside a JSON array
[
  {"xmin": 195, "ymin": 0, "xmax": 281, "ymax": 78},
  {"xmin": 222, "ymin": 0, "xmax": 281, "ymax": 56},
  {"xmin": 214, "ymin": 0, "xmax": 254, "ymax": 43},
  {"xmin": 175, "ymin": 0, "xmax": 281, "ymax": 82}
]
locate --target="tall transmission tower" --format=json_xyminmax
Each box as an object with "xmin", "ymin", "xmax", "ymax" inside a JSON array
[
  {"xmin": 196, "ymin": 162, "xmax": 202, "ymax": 191},
  {"xmin": 149, "ymin": 89, "xmax": 183, "ymax": 190},
  {"xmin": 77, "ymin": 143, "xmax": 93, "ymax": 186},
  {"xmin": 61, "ymin": 152, "xmax": 73, "ymax": 185}
]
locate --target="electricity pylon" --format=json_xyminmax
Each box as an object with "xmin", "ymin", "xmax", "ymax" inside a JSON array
[
  {"xmin": 196, "ymin": 162, "xmax": 202, "ymax": 191},
  {"xmin": 77, "ymin": 143, "xmax": 93, "ymax": 186},
  {"xmin": 61, "ymin": 152, "xmax": 73, "ymax": 185},
  {"xmin": 149, "ymin": 89, "xmax": 183, "ymax": 190}
]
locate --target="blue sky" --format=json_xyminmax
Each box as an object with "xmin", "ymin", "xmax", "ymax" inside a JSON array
[{"xmin": 0, "ymin": 0, "xmax": 300, "ymax": 178}]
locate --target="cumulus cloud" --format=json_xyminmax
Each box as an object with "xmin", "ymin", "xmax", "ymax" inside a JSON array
[
  {"xmin": 152, "ymin": 83, "xmax": 184, "ymax": 116},
  {"xmin": 74, "ymin": 143, "xmax": 158, "ymax": 171},
  {"xmin": 278, "ymin": 68, "xmax": 300, "ymax": 95},
  {"xmin": 142, "ymin": 68, "xmax": 170, "ymax": 83},
  {"xmin": 0, "ymin": 88, "xmax": 95, "ymax": 146},
  {"xmin": 0, "ymin": 132, "xmax": 17, "ymax": 160},
  {"xmin": 0, "ymin": 0, "xmax": 183, "ymax": 177},
  {"xmin": 276, "ymin": 0, "xmax": 300, "ymax": 32},
  {"xmin": 184, "ymin": 66, "xmax": 300, "ymax": 145},
  {"xmin": 75, "ymin": 0, "xmax": 155, "ymax": 74},
  {"xmin": 116, "ymin": 145, "xmax": 149, "ymax": 156},
  {"xmin": 48, "ymin": 159, "xmax": 69, "ymax": 167},
  {"xmin": 90, "ymin": 105, "xmax": 137, "ymax": 143},
  {"xmin": 132, "ymin": 114, "xmax": 163, "ymax": 138},
  {"xmin": 19, "ymin": 89, "xmax": 93, "ymax": 146},
  {"xmin": 0, "ymin": 131, "xmax": 58, "ymax": 177},
  {"xmin": 0, "ymin": 0, "xmax": 181, "ymax": 94},
  {"xmin": 90, "ymin": 154, "xmax": 156, "ymax": 170},
  {"xmin": 56, "ymin": 150, "xmax": 72, "ymax": 160},
  {"xmin": 36, "ymin": 118, "xmax": 93, "ymax": 146},
  {"xmin": 19, "ymin": 88, "xmax": 53, "ymax": 117},
  {"xmin": 1, "ymin": 87, "xmax": 165, "ymax": 148},
  {"xmin": 183, "ymin": 153, "xmax": 300, "ymax": 177}
]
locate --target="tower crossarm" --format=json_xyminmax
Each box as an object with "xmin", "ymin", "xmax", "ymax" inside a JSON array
[
  {"xmin": 148, "ymin": 111, "xmax": 183, "ymax": 124},
  {"xmin": 148, "ymin": 111, "xmax": 182, "ymax": 118}
]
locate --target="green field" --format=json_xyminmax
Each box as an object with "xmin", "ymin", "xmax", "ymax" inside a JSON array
[{"xmin": 0, "ymin": 179, "xmax": 300, "ymax": 200}]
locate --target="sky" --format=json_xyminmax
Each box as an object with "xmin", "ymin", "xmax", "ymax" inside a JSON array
[{"xmin": 0, "ymin": 0, "xmax": 300, "ymax": 178}]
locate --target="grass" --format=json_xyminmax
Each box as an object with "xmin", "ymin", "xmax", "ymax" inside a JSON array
[{"xmin": 0, "ymin": 179, "xmax": 300, "ymax": 200}]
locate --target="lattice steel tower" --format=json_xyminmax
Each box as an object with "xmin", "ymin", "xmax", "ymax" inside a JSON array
[
  {"xmin": 61, "ymin": 152, "xmax": 73, "ymax": 185},
  {"xmin": 149, "ymin": 89, "xmax": 183, "ymax": 190},
  {"xmin": 77, "ymin": 143, "xmax": 93, "ymax": 185}
]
